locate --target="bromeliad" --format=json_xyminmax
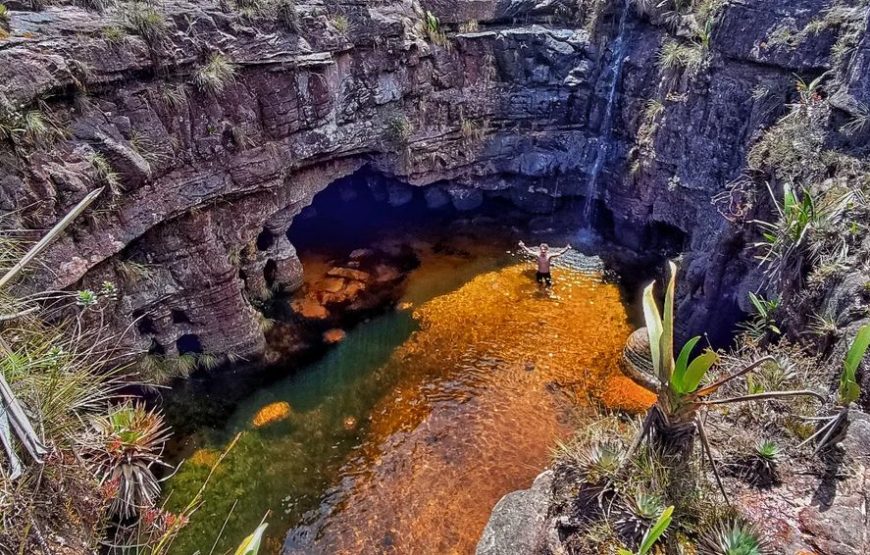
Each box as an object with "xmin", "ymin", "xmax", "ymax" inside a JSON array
[{"xmin": 623, "ymin": 261, "xmax": 825, "ymax": 502}]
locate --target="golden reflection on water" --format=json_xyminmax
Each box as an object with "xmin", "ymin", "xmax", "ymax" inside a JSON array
[{"xmin": 308, "ymin": 261, "xmax": 653, "ymax": 554}]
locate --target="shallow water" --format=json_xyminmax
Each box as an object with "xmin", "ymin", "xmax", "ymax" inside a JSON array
[{"xmin": 163, "ymin": 240, "xmax": 652, "ymax": 554}]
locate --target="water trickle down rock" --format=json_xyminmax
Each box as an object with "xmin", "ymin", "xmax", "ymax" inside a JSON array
[{"xmin": 581, "ymin": 0, "xmax": 632, "ymax": 227}]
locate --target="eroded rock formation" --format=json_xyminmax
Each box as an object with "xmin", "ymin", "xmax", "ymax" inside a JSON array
[{"xmin": 2, "ymin": 0, "xmax": 867, "ymax": 367}]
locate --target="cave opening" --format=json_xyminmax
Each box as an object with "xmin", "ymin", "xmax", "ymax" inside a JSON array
[
  {"xmin": 286, "ymin": 168, "xmax": 529, "ymax": 256},
  {"xmin": 176, "ymin": 333, "xmax": 203, "ymax": 355},
  {"xmin": 171, "ymin": 309, "xmax": 191, "ymax": 324}
]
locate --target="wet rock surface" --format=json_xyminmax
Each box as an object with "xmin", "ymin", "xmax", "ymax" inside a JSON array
[{"xmin": 265, "ymin": 245, "xmax": 416, "ymax": 361}]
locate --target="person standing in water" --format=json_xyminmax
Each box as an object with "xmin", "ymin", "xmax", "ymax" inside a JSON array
[{"xmin": 518, "ymin": 241, "xmax": 572, "ymax": 288}]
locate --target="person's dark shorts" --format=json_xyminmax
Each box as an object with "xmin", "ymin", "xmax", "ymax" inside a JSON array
[{"xmin": 535, "ymin": 271, "xmax": 552, "ymax": 286}]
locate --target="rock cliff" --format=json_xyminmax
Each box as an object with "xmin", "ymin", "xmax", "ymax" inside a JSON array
[{"xmin": 1, "ymin": 0, "xmax": 867, "ymax": 367}]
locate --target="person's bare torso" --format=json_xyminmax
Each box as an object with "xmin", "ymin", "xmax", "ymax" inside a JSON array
[{"xmin": 537, "ymin": 252, "xmax": 552, "ymax": 273}]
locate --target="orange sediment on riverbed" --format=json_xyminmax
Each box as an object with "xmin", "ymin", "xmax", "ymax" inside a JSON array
[{"xmin": 312, "ymin": 263, "xmax": 654, "ymax": 554}]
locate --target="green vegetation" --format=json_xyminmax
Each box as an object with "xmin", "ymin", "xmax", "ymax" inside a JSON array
[
  {"xmin": 124, "ymin": 2, "xmax": 169, "ymax": 47},
  {"xmin": 194, "ymin": 53, "xmax": 237, "ymax": 94},
  {"xmin": 658, "ymin": 39, "xmax": 707, "ymax": 78},
  {"xmin": 460, "ymin": 116, "xmax": 490, "ymax": 144},
  {"xmin": 617, "ymin": 506, "xmax": 673, "ymax": 555},
  {"xmin": 0, "ymin": 189, "xmax": 117, "ymax": 550},
  {"xmin": 424, "ymin": 10, "xmax": 449, "ymax": 47},
  {"xmin": 629, "ymin": 262, "xmax": 823, "ymax": 498},
  {"xmin": 737, "ymin": 292, "xmax": 781, "ymax": 340},
  {"xmin": 0, "ymin": 4, "xmax": 10, "ymax": 35},
  {"xmin": 559, "ymin": 260, "xmax": 833, "ymax": 552},
  {"xmin": 387, "ymin": 114, "xmax": 412, "ymax": 146},
  {"xmin": 752, "ymin": 183, "xmax": 852, "ymax": 294},
  {"xmin": 0, "ymin": 105, "xmax": 64, "ymax": 151},
  {"xmin": 87, "ymin": 152, "xmax": 123, "ymax": 196},
  {"xmin": 331, "ymin": 14, "xmax": 349, "ymax": 34},
  {"xmin": 137, "ymin": 351, "xmax": 224, "ymax": 384},
  {"xmin": 131, "ymin": 130, "xmax": 174, "ymax": 166},
  {"xmin": 101, "ymin": 24, "xmax": 127, "ymax": 44},
  {"xmin": 459, "ymin": 20, "xmax": 479, "ymax": 33},
  {"xmin": 235, "ymin": 523, "xmax": 268, "ymax": 554},
  {"xmin": 93, "ymin": 402, "xmax": 171, "ymax": 519},
  {"xmin": 275, "ymin": 0, "xmax": 299, "ymax": 32},
  {"xmin": 698, "ymin": 517, "xmax": 769, "ymax": 555},
  {"xmin": 76, "ymin": 0, "xmax": 115, "ymax": 12}
]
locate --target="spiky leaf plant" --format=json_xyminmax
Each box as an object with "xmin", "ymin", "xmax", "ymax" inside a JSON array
[
  {"xmin": 698, "ymin": 516, "xmax": 770, "ymax": 555},
  {"xmin": 753, "ymin": 183, "xmax": 853, "ymax": 294},
  {"xmin": 92, "ymin": 402, "xmax": 171, "ymax": 519},
  {"xmin": 124, "ymin": 2, "xmax": 168, "ymax": 46},
  {"xmin": 613, "ymin": 492, "xmax": 666, "ymax": 547},
  {"xmin": 624, "ymin": 261, "xmax": 824, "ymax": 501},
  {"xmin": 735, "ymin": 440, "xmax": 780, "ymax": 488},
  {"xmin": 617, "ymin": 505, "xmax": 674, "ymax": 555},
  {"xmin": 799, "ymin": 324, "xmax": 870, "ymax": 453},
  {"xmin": 578, "ymin": 441, "xmax": 624, "ymax": 484}
]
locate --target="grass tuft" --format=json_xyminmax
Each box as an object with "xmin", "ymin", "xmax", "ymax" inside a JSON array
[
  {"xmin": 193, "ymin": 53, "xmax": 236, "ymax": 94},
  {"xmin": 124, "ymin": 2, "xmax": 169, "ymax": 47}
]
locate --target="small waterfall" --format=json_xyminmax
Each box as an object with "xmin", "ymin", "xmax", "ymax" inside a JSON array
[{"xmin": 581, "ymin": 0, "xmax": 632, "ymax": 227}]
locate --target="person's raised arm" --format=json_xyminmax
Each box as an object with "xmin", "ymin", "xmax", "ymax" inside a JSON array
[
  {"xmin": 552, "ymin": 244, "xmax": 572, "ymax": 258},
  {"xmin": 518, "ymin": 241, "xmax": 537, "ymax": 256}
]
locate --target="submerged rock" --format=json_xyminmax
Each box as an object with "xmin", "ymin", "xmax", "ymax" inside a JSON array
[{"xmin": 252, "ymin": 402, "xmax": 292, "ymax": 428}]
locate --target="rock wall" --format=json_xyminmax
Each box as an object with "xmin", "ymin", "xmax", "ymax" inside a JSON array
[{"xmin": 1, "ymin": 0, "xmax": 866, "ymax": 360}]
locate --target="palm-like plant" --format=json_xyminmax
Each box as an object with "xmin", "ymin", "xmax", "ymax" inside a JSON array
[
  {"xmin": 624, "ymin": 262, "xmax": 824, "ymax": 500},
  {"xmin": 798, "ymin": 324, "xmax": 870, "ymax": 453},
  {"xmin": 93, "ymin": 402, "xmax": 171, "ymax": 519}
]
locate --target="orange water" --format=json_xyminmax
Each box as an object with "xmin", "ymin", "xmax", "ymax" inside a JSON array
[
  {"xmin": 291, "ymin": 259, "xmax": 650, "ymax": 553},
  {"xmin": 165, "ymin": 242, "xmax": 652, "ymax": 554}
]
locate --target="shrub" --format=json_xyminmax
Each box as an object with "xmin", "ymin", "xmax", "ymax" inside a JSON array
[
  {"xmin": 424, "ymin": 10, "xmax": 449, "ymax": 46},
  {"xmin": 737, "ymin": 292, "xmax": 781, "ymax": 341},
  {"xmin": 194, "ymin": 53, "xmax": 236, "ymax": 94},
  {"xmin": 0, "ymin": 107, "xmax": 64, "ymax": 149},
  {"xmin": 0, "ymin": 4, "xmax": 10, "ymax": 32},
  {"xmin": 131, "ymin": 130, "xmax": 174, "ymax": 166},
  {"xmin": 613, "ymin": 492, "xmax": 666, "ymax": 547},
  {"xmin": 459, "ymin": 20, "xmax": 479, "ymax": 33},
  {"xmin": 76, "ymin": 0, "xmax": 115, "ymax": 12},
  {"xmin": 616, "ymin": 506, "xmax": 673, "ymax": 555},
  {"xmin": 625, "ymin": 261, "xmax": 824, "ymax": 502},
  {"xmin": 460, "ymin": 116, "xmax": 489, "ymax": 143},
  {"xmin": 642, "ymin": 99, "xmax": 664, "ymax": 125},
  {"xmin": 752, "ymin": 184, "xmax": 852, "ymax": 293},
  {"xmin": 576, "ymin": 441, "xmax": 624, "ymax": 484},
  {"xmin": 0, "ymin": 189, "xmax": 128, "ymax": 551}
]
